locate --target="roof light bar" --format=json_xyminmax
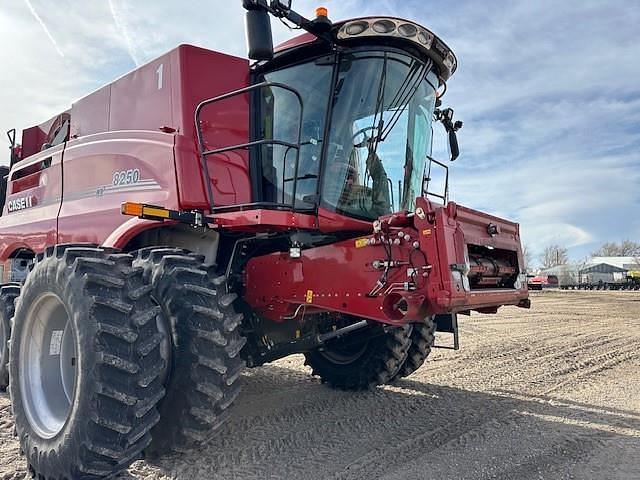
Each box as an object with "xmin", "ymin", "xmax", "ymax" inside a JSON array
[{"xmin": 336, "ymin": 17, "xmax": 457, "ymax": 80}]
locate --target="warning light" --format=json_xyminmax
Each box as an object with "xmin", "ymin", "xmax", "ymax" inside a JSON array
[
  {"xmin": 121, "ymin": 202, "xmax": 143, "ymax": 217},
  {"xmin": 315, "ymin": 6, "xmax": 328, "ymax": 17},
  {"xmin": 121, "ymin": 202, "xmax": 170, "ymax": 220}
]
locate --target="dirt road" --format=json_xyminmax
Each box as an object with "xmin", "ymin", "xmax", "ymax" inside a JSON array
[{"xmin": 1, "ymin": 290, "xmax": 639, "ymax": 479}]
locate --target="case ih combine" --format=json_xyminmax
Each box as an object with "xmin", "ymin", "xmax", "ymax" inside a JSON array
[{"xmin": 0, "ymin": 2, "xmax": 529, "ymax": 478}]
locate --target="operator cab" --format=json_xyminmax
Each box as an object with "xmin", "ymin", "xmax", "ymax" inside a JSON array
[
  {"xmin": 258, "ymin": 46, "xmax": 440, "ymax": 221},
  {"xmin": 199, "ymin": 3, "xmax": 462, "ymax": 224},
  {"xmin": 251, "ymin": 8, "xmax": 460, "ymax": 222}
]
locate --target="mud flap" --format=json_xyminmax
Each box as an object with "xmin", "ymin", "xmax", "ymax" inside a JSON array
[{"xmin": 434, "ymin": 313, "xmax": 459, "ymax": 350}]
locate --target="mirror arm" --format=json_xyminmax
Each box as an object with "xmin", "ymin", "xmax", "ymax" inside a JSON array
[
  {"xmin": 243, "ymin": 0, "xmax": 333, "ymax": 40},
  {"xmin": 434, "ymin": 107, "xmax": 463, "ymax": 161}
]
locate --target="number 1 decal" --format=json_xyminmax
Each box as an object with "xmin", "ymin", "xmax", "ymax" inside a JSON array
[{"xmin": 156, "ymin": 63, "xmax": 164, "ymax": 90}]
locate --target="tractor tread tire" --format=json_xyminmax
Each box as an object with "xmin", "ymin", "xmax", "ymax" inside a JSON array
[
  {"xmin": 133, "ymin": 247, "xmax": 245, "ymax": 455},
  {"xmin": 9, "ymin": 245, "xmax": 165, "ymax": 480},
  {"xmin": 393, "ymin": 316, "xmax": 436, "ymax": 380},
  {"xmin": 0, "ymin": 283, "xmax": 20, "ymax": 390},
  {"xmin": 305, "ymin": 325, "xmax": 412, "ymax": 391}
]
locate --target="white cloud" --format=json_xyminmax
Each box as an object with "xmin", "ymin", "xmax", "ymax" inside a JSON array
[
  {"xmin": 22, "ymin": 0, "xmax": 64, "ymax": 57},
  {"xmin": 1, "ymin": 0, "xmax": 638, "ymax": 261},
  {"xmin": 107, "ymin": 0, "xmax": 140, "ymax": 66}
]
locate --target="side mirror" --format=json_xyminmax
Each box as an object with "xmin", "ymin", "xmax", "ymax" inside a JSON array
[
  {"xmin": 448, "ymin": 130, "xmax": 459, "ymax": 161},
  {"xmin": 435, "ymin": 108, "xmax": 462, "ymax": 162},
  {"xmin": 244, "ymin": 8, "xmax": 274, "ymax": 61}
]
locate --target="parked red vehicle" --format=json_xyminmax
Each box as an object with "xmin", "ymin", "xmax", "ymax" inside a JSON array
[
  {"xmin": 0, "ymin": 2, "xmax": 529, "ymax": 478},
  {"xmin": 527, "ymin": 274, "xmax": 559, "ymax": 290}
]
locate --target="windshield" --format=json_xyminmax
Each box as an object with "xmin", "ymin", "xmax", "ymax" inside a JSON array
[
  {"xmin": 322, "ymin": 51, "xmax": 438, "ymax": 220},
  {"xmin": 258, "ymin": 50, "xmax": 438, "ymax": 218}
]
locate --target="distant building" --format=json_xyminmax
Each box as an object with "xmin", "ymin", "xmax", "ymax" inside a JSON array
[
  {"xmin": 579, "ymin": 263, "xmax": 627, "ymax": 284},
  {"xmin": 540, "ymin": 256, "xmax": 640, "ymax": 286},
  {"xmin": 590, "ymin": 256, "xmax": 640, "ymax": 270}
]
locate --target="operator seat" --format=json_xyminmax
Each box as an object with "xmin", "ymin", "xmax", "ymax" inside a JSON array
[{"xmin": 0, "ymin": 166, "xmax": 10, "ymax": 214}]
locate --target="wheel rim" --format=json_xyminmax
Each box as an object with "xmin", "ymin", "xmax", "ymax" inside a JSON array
[
  {"xmin": 19, "ymin": 293, "xmax": 77, "ymax": 439},
  {"xmin": 317, "ymin": 315, "xmax": 372, "ymax": 365},
  {"xmin": 319, "ymin": 337, "xmax": 370, "ymax": 365},
  {"xmin": 320, "ymin": 344, "xmax": 368, "ymax": 364}
]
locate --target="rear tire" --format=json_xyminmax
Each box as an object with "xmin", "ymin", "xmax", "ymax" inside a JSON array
[
  {"xmin": 392, "ymin": 316, "xmax": 436, "ymax": 380},
  {"xmin": 305, "ymin": 320, "xmax": 411, "ymax": 391},
  {"xmin": 9, "ymin": 245, "xmax": 166, "ymax": 479},
  {"xmin": 0, "ymin": 283, "xmax": 20, "ymax": 390},
  {"xmin": 133, "ymin": 247, "xmax": 246, "ymax": 455}
]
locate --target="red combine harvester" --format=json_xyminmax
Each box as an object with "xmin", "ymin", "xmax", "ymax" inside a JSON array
[{"xmin": 0, "ymin": 2, "xmax": 529, "ymax": 478}]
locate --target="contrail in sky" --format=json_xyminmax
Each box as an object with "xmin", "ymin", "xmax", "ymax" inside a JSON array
[
  {"xmin": 108, "ymin": 0, "xmax": 140, "ymax": 66},
  {"xmin": 23, "ymin": 0, "xmax": 64, "ymax": 57}
]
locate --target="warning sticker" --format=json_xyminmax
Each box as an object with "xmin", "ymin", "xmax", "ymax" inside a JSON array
[
  {"xmin": 422, "ymin": 229, "xmax": 432, "ymax": 236},
  {"xmin": 305, "ymin": 290, "xmax": 314, "ymax": 303},
  {"xmin": 355, "ymin": 238, "xmax": 368, "ymax": 248},
  {"xmin": 49, "ymin": 330, "xmax": 63, "ymax": 355}
]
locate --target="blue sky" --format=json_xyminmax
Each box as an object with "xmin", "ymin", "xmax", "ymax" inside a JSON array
[{"xmin": 1, "ymin": 0, "xmax": 638, "ymax": 263}]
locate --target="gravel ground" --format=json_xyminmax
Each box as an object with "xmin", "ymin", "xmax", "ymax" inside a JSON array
[{"xmin": 1, "ymin": 290, "xmax": 639, "ymax": 479}]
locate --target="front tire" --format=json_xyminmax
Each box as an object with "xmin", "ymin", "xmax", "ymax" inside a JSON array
[
  {"xmin": 133, "ymin": 247, "xmax": 246, "ymax": 455},
  {"xmin": 305, "ymin": 319, "xmax": 412, "ymax": 391},
  {"xmin": 9, "ymin": 245, "xmax": 166, "ymax": 479},
  {"xmin": 392, "ymin": 316, "xmax": 436, "ymax": 380}
]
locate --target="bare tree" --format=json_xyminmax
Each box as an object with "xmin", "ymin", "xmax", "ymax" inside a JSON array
[
  {"xmin": 620, "ymin": 240, "xmax": 640, "ymax": 256},
  {"xmin": 592, "ymin": 240, "xmax": 640, "ymax": 257},
  {"xmin": 540, "ymin": 244, "xmax": 569, "ymax": 269},
  {"xmin": 522, "ymin": 244, "xmax": 533, "ymax": 270}
]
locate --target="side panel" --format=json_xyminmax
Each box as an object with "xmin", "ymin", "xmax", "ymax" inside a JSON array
[
  {"xmin": 70, "ymin": 85, "xmax": 110, "ymax": 138},
  {"xmin": 57, "ymin": 132, "xmax": 178, "ymax": 246},
  {"xmin": 175, "ymin": 45, "xmax": 251, "ymax": 210},
  {"xmin": 109, "ymin": 55, "xmax": 175, "ymax": 132},
  {"xmin": 0, "ymin": 146, "xmax": 63, "ymax": 260}
]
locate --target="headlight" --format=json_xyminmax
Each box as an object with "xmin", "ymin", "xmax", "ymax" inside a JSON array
[{"xmin": 336, "ymin": 17, "xmax": 457, "ymax": 80}]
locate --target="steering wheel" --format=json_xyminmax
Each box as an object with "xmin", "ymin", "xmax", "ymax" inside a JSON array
[{"xmin": 352, "ymin": 126, "xmax": 379, "ymax": 148}]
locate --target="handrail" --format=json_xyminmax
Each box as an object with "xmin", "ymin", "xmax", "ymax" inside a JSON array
[
  {"xmin": 422, "ymin": 155, "xmax": 449, "ymax": 203},
  {"xmin": 195, "ymin": 82, "xmax": 305, "ymax": 212}
]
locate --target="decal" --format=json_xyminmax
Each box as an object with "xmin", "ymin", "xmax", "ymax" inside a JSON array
[
  {"xmin": 49, "ymin": 330, "xmax": 63, "ymax": 355},
  {"xmin": 112, "ymin": 168, "xmax": 141, "ymax": 186},
  {"xmin": 156, "ymin": 63, "xmax": 164, "ymax": 90},
  {"xmin": 7, "ymin": 195, "xmax": 36, "ymax": 212},
  {"xmin": 422, "ymin": 229, "xmax": 432, "ymax": 236},
  {"xmin": 355, "ymin": 238, "xmax": 368, "ymax": 248},
  {"xmin": 305, "ymin": 290, "xmax": 314, "ymax": 303}
]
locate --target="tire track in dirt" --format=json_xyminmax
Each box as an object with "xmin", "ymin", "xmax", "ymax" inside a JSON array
[
  {"xmin": 426, "ymin": 335, "xmax": 636, "ymax": 391},
  {"xmin": 1, "ymin": 291, "xmax": 639, "ymax": 479}
]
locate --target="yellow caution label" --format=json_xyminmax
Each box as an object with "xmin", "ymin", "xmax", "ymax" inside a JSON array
[
  {"xmin": 142, "ymin": 206, "xmax": 170, "ymax": 219},
  {"xmin": 355, "ymin": 238, "xmax": 368, "ymax": 248},
  {"xmin": 305, "ymin": 290, "xmax": 314, "ymax": 303},
  {"xmin": 422, "ymin": 229, "xmax": 432, "ymax": 236}
]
